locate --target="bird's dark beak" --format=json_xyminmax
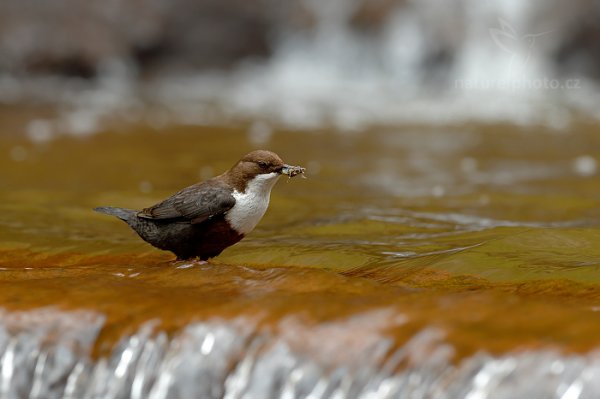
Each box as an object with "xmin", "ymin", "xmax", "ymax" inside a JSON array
[{"xmin": 280, "ymin": 164, "xmax": 306, "ymax": 177}]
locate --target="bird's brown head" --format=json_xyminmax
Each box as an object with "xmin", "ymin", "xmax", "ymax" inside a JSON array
[
  {"xmin": 224, "ymin": 150, "xmax": 304, "ymax": 192},
  {"xmin": 238, "ymin": 150, "xmax": 286, "ymax": 176}
]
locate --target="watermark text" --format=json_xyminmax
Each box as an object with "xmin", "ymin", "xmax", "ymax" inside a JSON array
[{"xmin": 454, "ymin": 78, "xmax": 581, "ymax": 91}]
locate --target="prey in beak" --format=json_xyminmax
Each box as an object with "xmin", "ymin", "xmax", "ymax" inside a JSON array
[{"xmin": 280, "ymin": 164, "xmax": 306, "ymax": 178}]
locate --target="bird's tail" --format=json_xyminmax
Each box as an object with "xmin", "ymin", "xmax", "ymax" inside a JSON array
[{"xmin": 94, "ymin": 206, "xmax": 136, "ymax": 221}]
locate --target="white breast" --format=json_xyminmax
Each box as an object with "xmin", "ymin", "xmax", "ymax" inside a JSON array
[{"xmin": 225, "ymin": 172, "xmax": 281, "ymax": 235}]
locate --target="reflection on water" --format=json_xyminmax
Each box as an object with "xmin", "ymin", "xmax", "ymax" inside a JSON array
[{"xmin": 1, "ymin": 121, "xmax": 600, "ymax": 396}]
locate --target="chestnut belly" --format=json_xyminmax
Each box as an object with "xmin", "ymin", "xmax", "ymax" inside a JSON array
[{"xmin": 130, "ymin": 215, "xmax": 244, "ymax": 260}]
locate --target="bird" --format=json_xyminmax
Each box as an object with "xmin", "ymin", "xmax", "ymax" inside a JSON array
[{"xmin": 94, "ymin": 150, "xmax": 305, "ymax": 261}]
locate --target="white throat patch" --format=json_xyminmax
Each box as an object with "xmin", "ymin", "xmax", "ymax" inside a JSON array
[{"xmin": 226, "ymin": 172, "xmax": 280, "ymax": 234}]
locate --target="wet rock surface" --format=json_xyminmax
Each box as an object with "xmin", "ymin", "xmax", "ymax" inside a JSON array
[{"xmin": 0, "ymin": 0, "xmax": 281, "ymax": 77}]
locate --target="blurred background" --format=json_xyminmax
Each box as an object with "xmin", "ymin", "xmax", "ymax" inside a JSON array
[
  {"xmin": 1, "ymin": 0, "xmax": 600, "ymax": 135},
  {"xmin": 2, "ymin": 1, "xmax": 600, "ymax": 398}
]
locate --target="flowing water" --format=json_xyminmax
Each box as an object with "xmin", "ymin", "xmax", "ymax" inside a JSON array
[
  {"xmin": 2, "ymin": 0, "xmax": 600, "ymax": 397},
  {"xmin": 1, "ymin": 113, "xmax": 600, "ymax": 397}
]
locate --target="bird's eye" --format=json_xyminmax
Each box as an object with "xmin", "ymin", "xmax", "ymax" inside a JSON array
[{"xmin": 258, "ymin": 161, "xmax": 268, "ymax": 168}]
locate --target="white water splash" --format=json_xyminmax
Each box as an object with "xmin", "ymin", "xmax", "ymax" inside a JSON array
[
  {"xmin": 4, "ymin": 0, "xmax": 600, "ymax": 138},
  {"xmin": 1, "ymin": 308, "xmax": 600, "ymax": 398}
]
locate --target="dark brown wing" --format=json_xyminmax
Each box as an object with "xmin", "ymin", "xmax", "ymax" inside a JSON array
[{"xmin": 138, "ymin": 180, "xmax": 235, "ymax": 224}]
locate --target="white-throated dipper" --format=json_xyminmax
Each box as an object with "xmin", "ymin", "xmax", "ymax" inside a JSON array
[{"xmin": 94, "ymin": 150, "xmax": 305, "ymax": 260}]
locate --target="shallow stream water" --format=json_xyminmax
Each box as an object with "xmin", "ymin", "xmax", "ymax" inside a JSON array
[{"xmin": 1, "ymin": 114, "xmax": 600, "ymax": 398}]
